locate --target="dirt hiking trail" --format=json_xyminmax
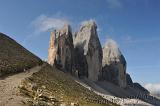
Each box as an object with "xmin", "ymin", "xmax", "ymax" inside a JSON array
[{"xmin": 0, "ymin": 66, "xmax": 42, "ymax": 106}]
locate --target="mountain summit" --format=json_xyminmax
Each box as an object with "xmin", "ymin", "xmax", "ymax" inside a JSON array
[
  {"xmin": 102, "ymin": 39, "xmax": 122, "ymax": 64},
  {"xmin": 102, "ymin": 39, "xmax": 127, "ymax": 88},
  {"xmin": 74, "ymin": 20, "xmax": 102, "ymax": 81}
]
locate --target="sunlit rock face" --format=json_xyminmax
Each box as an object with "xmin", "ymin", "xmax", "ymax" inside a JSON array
[
  {"xmin": 74, "ymin": 20, "xmax": 103, "ymax": 81},
  {"xmin": 48, "ymin": 31, "xmax": 57, "ymax": 66},
  {"xmin": 48, "ymin": 24, "xmax": 74, "ymax": 72},
  {"xmin": 102, "ymin": 39, "xmax": 127, "ymax": 88}
]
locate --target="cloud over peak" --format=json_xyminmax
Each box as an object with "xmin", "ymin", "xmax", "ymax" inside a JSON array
[
  {"xmin": 144, "ymin": 83, "xmax": 160, "ymax": 95},
  {"xmin": 104, "ymin": 39, "xmax": 121, "ymax": 57},
  {"xmin": 32, "ymin": 14, "xmax": 70, "ymax": 34},
  {"xmin": 106, "ymin": 0, "xmax": 122, "ymax": 8}
]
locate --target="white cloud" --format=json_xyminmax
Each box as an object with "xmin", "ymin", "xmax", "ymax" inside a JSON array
[
  {"xmin": 22, "ymin": 14, "xmax": 70, "ymax": 45},
  {"xmin": 80, "ymin": 19, "xmax": 95, "ymax": 26},
  {"xmin": 32, "ymin": 14, "xmax": 70, "ymax": 34},
  {"xmin": 144, "ymin": 83, "xmax": 160, "ymax": 95},
  {"xmin": 80, "ymin": 19, "xmax": 101, "ymax": 32},
  {"xmin": 106, "ymin": 0, "xmax": 122, "ymax": 8},
  {"xmin": 122, "ymin": 35, "xmax": 160, "ymax": 44},
  {"xmin": 104, "ymin": 39, "xmax": 121, "ymax": 57}
]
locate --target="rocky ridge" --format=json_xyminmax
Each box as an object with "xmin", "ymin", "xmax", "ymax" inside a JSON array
[
  {"xmin": 48, "ymin": 20, "xmax": 129, "ymax": 88},
  {"xmin": 47, "ymin": 20, "xmax": 153, "ymax": 104}
]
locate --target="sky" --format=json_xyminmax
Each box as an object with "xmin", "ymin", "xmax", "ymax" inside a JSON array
[{"xmin": 0, "ymin": 0, "xmax": 160, "ymax": 92}]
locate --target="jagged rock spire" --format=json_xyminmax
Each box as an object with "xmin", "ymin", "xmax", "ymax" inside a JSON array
[
  {"xmin": 74, "ymin": 20, "xmax": 103, "ymax": 81},
  {"xmin": 48, "ymin": 21, "xmax": 128, "ymax": 87},
  {"xmin": 102, "ymin": 39, "xmax": 127, "ymax": 88},
  {"xmin": 48, "ymin": 31, "xmax": 57, "ymax": 65},
  {"xmin": 48, "ymin": 24, "xmax": 74, "ymax": 72}
]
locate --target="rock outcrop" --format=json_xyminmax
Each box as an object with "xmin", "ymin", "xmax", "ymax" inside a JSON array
[
  {"xmin": 133, "ymin": 83, "xmax": 149, "ymax": 94},
  {"xmin": 48, "ymin": 31, "xmax": 57, "ymax": 65},
  {"xmin": 102, "ymin": 39, "xmax": 127, "ymax": 88},
  {"xmin": 126, "ymin": 73, "xmax": 133, "ymax": 86},
  {"xmin": 126, "ymin": 73, "xmax": 149, "ymax": 94},
  {"xmin": 47, "ymin": 21, "xmax": 142, "ymax": 90},
  {"xmin": 48, "ymin": 24, "xmax": 74, "ymax": 72},
  {"xmin": 74, "ymin": 20, "xmax": 103, "ymax": 81}
]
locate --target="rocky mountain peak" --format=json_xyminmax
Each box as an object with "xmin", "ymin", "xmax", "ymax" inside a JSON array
[
  {"xmin": 102, "ymin": 39, "xmax": 127, "ymax": 88},
  {"xmin": 74, "ymin": 20, "xmax": 102, "ymax": 81},
  {"xmin": 103, "ymin": 39, "xmax": 122, "ymax": 66},
  {"xmin": 48, "ymin": 24, "xmax": 74, "ymax": 72},
  {"xmin": 57, "ymin": 23, "xmax": 72, "ymax": 37},
  {"xmin": 74, "ymin": 20, "xmax": 100, "ymax": 55},
  {"xmin": 48, "ymin": 21, "xmax": 132, "ymax": 89},
  {"xmin": 80, "ymin": 20, "xmax": 97, "ymax": 30}
]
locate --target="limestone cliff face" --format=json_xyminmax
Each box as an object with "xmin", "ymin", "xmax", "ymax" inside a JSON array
[
  {"xmin": 74, "ymin": 20, "xmax": 103, "ymax": 81},
  {"xmin": 48, "ymin": 21, "xmax": 129, "ymax": 87},
  {"xmin": 102, "ymin": 39, "xmax": 127, "ymax": 88},
  {"xmin": 48, "ymin": 24, "xmax": 74, "ymax": 72},
  {"xmin": 48, "ymin": 31, "xmax": 57, "ymax": 65}
]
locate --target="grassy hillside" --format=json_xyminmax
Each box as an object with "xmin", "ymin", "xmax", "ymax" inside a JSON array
[
  {"xmin": 20, "ymin": 63, "xmax": 118, "ymax": 106},
  {"xmin": 0, "ymin": 33, "xmax": 42, "ymax": 76}
]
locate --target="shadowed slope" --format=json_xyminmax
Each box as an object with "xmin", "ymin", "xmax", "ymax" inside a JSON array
[{"xmin": 0, "ymin": 33, "xmax": 42, "ymax": 76}]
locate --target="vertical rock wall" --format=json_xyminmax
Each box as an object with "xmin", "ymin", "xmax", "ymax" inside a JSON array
[
  {"xmin": 102, "ymin": 39, "xmax": 127, "ymax": 88},
  {"xmin": 48, "ymin": 21, "xmax": 130, "ymax": 87},
  {"xmin": 48, "ymin": 31, "xmax": 57, "ymax": 66},
  {"xmin": 48, "ymin": 24, "xmax": 74, "ymax": 73},
  {"xmin": 74, "ymin": 20, "xmax": 103, "ymax": 81}
]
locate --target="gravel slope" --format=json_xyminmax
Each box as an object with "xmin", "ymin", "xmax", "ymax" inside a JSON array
[{"xmin": 0, "ymin": 66, "xmax": 41, "ymax": 106}]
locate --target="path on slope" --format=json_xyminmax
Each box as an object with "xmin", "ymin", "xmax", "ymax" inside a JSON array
[{"xmin": 0, "ymin": 66, "xmax": 42, "ymax": 106}]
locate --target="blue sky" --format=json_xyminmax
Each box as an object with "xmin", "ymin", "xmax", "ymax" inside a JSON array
[{"xmin": 0, "ymin": 0, "xmax": 160, "ymax": 87}]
